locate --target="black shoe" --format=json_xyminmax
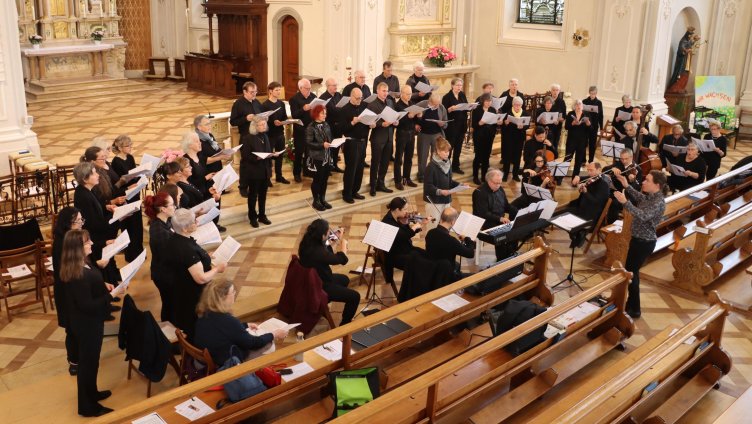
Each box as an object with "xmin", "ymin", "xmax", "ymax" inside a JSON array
[
  {"xmin": 512, "ymin": 175, "xmax": 521, "ymax": 182},
  {"xmin": 370, "ymin": 188, "xmax": 376, "ymax": 197},
  {"xmin": 321, "ymin": 200, "xmax": 333, "ymax": 209},
  {"xmin": 353, "ymin": 193, "xmax": 365, "ymax": 200},
  {"xmin": 258, "ymin": 216, "xmax": 271, "ymax": 225},
  {"xmin": 276, "ymin": 177, "xmax": 291, "ymax": 184},
  {"xmin": 395, "ymin": 181, "xmax": 404, "ymax": 190},
  {"xmin": 267, "ymin": 180, "xmax": 273, "ymax": 188},
  {"xmin": 249, "ymin": 218, "xmax": 259, "ymax": 228},
  {"xmin": 377, "ymin": 185, "xmax": 393, "ymax": 193},
  {"xmin": 627, "ymin": 309, "xmax": 641, "ymax": 319},
  {"xmin": 343, "ymin": 197, "xmax": 354, "ymax": 204},
  {"xmin": 312, "ymin": 201, "xmax": 326, "ymax": 211},
  {"xmin": 364, "ymin": 162, "xmax": 370, "ymax": 168},
  {"xmin": 216, "ymin": 224, "xmax": 227, "ymax": 233},
  {"xmin": 239, "ymin": 188, "xmax": 248, "ymax": 198},
  {"xmin": 109, "ymin": 305, "xmax": 121, "ymax": 312},
  {"xmin": 333, "ymin": 166, "xmax": 345, "ymax": 173},
  {"xmin": 97, "ymin": 390, "xmax": 112, "ymax": 401},
  {"xmin": 111, "ymin": 296, "xmax": 121, "ymax": 303},
  {"xmin": 68, "ymin": 363, "xmax": 78, "ymax": 376},
  {"xmin": 473, "ymin": 176, "xmax": 481, "ymax": 185},
  {"xmin": 81, "ymin": 406, "xmax": 113, "ymax": 417},
  {"xmin": 503, "ymin": 174, "xmax": 510, "ymax": 182},
  {"xmin": 417, "ymin": 177, "xmax": 423, "ymax": 183},
  {"xmin": 453, "ymin": 168, "xmax": 465, "ymax": 175},
  {"xmin": 294, "ymin": 175, "xmax": 302, "ymax": 183},
  {"xmin": 105, "ymin": 314, "xmax": 116, "ymax": 322},
  {"xmin": 405, "ymin": 179, "xmax": 418, "ymax": 188}
]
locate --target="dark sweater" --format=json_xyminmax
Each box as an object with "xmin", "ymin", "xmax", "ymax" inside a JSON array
[
  {"xmin": 194, "ymin": 311, "xmax": 274, "ymax": 366},
  {"xmin": 424, "ymin": 158, "xmax": 459, "ymax": 204}
]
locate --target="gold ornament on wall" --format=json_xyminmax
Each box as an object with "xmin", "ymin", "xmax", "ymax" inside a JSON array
[{"xmin": 572, "ymin": 28, "xmax": 590, "ymax": 47}]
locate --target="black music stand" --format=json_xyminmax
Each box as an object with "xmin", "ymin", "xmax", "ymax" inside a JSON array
[{"xmin": 550, "ymin": 213, "xmax": 593, "ymax": 291}]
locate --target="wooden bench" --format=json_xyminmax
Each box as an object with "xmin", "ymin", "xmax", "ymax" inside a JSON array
[
  {"xmin": 96, "ymin": 238, "xmax": 554, "ymax": 424},
  {"xmin": 672, "ymin": 201, "xmax": 752, "ymax": 295},
  {"xmin": 145, "ymin": 57, "xmax": 171, "ymax": 79},
  {"xmin": 528, "ymin": 292, "xmax": 731, "ymax": 424},
  {"xmin": 327, "ymin": 265, "xmax": 635, "ymax": 423},
  {"xmin": 712, "ymin": 385, "xmax": 752, "ymax": 423},
  {"xmin": 602, "ymin": 162, "xmax": 752, "ymax": 266}
]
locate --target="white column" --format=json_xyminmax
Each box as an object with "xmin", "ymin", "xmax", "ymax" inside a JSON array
[
  {"xmin": 0, "ymin": 0, "xmax": 39, "ymax": 176},
  {"xmin": 738, "ymin": 18, "xmax": 752, "ymax": 110},
  {"xmin": 632, "ymin": 0, "xmax": 670, "ymax": 118},
  {"xmin": 355, "ymin": 0, "xmax": 388, "ymax": 83}
]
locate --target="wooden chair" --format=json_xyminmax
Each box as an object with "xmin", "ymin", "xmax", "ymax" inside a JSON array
[
  {"xmin": 0, "ymin": 174, "xmax": 14, "ymax": 225},
  {"xmin": 12, "ymin": 169, "xmax": 52, "ymax": 224},
  {"xmin": 598, "ymin": 119, "xmax": 614, "ymax": 144},
  {"xmin": 176, "ymin": 329, "xmax": 217, "ymax": 386},
  {"xmin": 583, "ymin": 198, "xmax": 612, "ymax": 254},
  {"xmin": 34, "ymin": 240, "xmax": 55, "ymax": 311},
  {"xmin": 51, "ymin": 164, "xmax": 77, "ymax": 214},
  {"xmin": 360, "ymin": 223, "xmax": 398, "ymax": 299},
  {"xmin": 0, "ymin": 244, "xmax": 47, "ymax": 321},
  {"xmin": 126, "ymin": 321, "xmax": 180, "ymax": 398}
]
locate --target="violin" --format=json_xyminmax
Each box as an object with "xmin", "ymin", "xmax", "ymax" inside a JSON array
[{"xmin": 402, "ymin": 211, "xmax": 435, "ymax": 224}]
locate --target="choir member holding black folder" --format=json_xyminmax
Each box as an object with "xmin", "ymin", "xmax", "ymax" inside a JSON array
[
  {"xmin": 500, "ymin": 96, "xmax": 529, "ymax": 181},
  {"xmin": 442, "ymin": 78, "xmax": 469, "ymax": 174},
  {"xmin": 394, "ymin": 84, "xmax": 420, "ymax": 190}
]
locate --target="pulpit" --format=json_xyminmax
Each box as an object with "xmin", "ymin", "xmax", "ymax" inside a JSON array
[
  {"xmin": 655, "ymin": 114, "xmax": 681, "ymax": 140},
  {"xmin": 185, "ymin": 0, "xmax": 269, "ymax": 98}
]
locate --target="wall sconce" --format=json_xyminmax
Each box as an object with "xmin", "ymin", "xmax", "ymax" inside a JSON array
[{"xmin": 572, "ymin": 29, "xmax": 590, "ymax": 47}]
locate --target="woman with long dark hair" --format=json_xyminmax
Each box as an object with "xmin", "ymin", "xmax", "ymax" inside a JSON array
[
  {"xmin": 298, "ymin": 219, "xmax": 360, "ymax": 325},
  {"xmin": 143, "ymin": 192, "xmax": 176, "ymax": 322},
  {"xmin": 381, "ymin": 197, "xmax": 424, "ymax": 285},
  {"xmin": 306, "ymin": 105, "xmax": 334, "ymax": 211}
]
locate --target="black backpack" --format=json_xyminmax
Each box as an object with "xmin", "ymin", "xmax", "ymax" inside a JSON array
[{"xmin": 490, "ymin": 299, "xmax": 547, "ymax": 356}]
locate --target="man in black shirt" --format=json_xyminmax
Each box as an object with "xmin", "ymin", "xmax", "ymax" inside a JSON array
[
  {"xmin": 425, "ymin": 207, "xmax": 476, "ymax": 281},
  {"xmin": 472, "ymin": 168, "xmax": 518, "ymax": 260},
  {"xmin": 569, "ymin": 162, "xmax": 611, "ymax": 222},
  {"xmin": 342, "ymin": 70, "xmax": 371, "ymax": 99},
  {"xmin": 367, "ymin": 82, "xmax": 397, "ymax": 196},
  {"xmin": 583, "ymin": 86, "xmax": 604, "ymax": 163},
  {"xmin": 318, "ymin": 77, "xmax": 344, "ymax": 172},
  {"xmin": 230, "ymin": 81, "xmax": 263, "ymax": 196},
  {"xmin": 289, "ymin": 78, "xmax": 317, "ymax": 182},
  {"xmin": 338, "ymin": 88, "xmax": 374, "ymax": 203},
  {"xmin": 406, "ymin": 61, "xmax": 431, "ymax": 102},
  {"xmin": 373, "ymin": 61, "xmax": 400, "ymax": 94},
  {"xmin": 262, "ymin": 81, "xmax": 291, "ymax": 184},
  {"xmin": 394, "ymin": 84, "xmax": 421, "ymax": 189}
]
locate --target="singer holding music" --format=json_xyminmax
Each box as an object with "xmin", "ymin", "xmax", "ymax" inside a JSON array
[
  {"xmin": 471, "ymin": 93, "xmax": 498, "ymax": 185},
  {"xmin": 612, "ymin": 170, "xmax": 668, "ymax": 319},
  {"xmin": 424, "ymin": 137, "xmax": 469, "ymax": 224},
  {"xmin": 564, "ymin": 100, "xmax": 592, "ymax": 185}
]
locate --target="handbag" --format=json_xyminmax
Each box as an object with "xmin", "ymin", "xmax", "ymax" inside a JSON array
[
  {"xmin": 255, "ymin": 366, "xmax": 282, "ymax": 388},
  {"xmin": 328, "ymin": 367, "xmax": 380, "ymax": 417},
  {"xmin": 218, "ymin": 347, "xmax": 267, "ymax": 402}
]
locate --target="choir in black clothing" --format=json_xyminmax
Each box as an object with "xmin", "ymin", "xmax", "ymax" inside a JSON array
[
  {"xmin": 342, "ymin": 70, "xmax": 372, "ymax": 99},
  {"xmin": 703, "ymin": 121, "xmax": 727, "ymax": 180},
  {"xmin": 667, "ymin": 142, "xmax": 706, "ymax": 192},
  {"xmin": 658, "ymin": 124, "xmax": 689, "ymax": 167},
  {"xmin": 393, "ymin": 85, "xmax": 421, "ymax": 190},
  {"xmin": 425, "ymin": 207, "xmax": 476, "ymax": 281},
  {"xmin": 288, "ymin": 78, "xmax": 317, "ymax": 182},
  {"xmin": 229, "ymin": 81, "xmax": 264, "ymax": 196},
  {"xmin": 318, "ymin": 78, "xmax": 345, "ymax": 172},
  {"xmin": 500, "ymin": 96, "xmax": 529, "ymax": 181},
  {"xmin": 628, "ymin": 107, "xmax": 659, "ymax": 149},
  {"xmin": 262, "ymin": 82, "xmax": 292, "ymax": 184},
  {"xmin": 143, "ymin": 192, "xmax": 175, "ymax": 322},
  {"xmin": 535, "ymin": 95, "xmax": 563, "ymax": 156},
  {"xmin": 471, "ymin": 94, "xmax": 498, "ymax": 185},
  {"xmin": 245, "ymin": 118, "xmax": 274, "ymax": 227},
  {"xmin": 442, "ymin": 78, "xmax": 469, "ymax": 173},
  {"xmin": 423, "ymin": 137, "xmax": 468, "ymax": 221},
  {"xmin": 373, "ymin": 61, "xmax": 400, "ymax": 94},
  {"xmin": 498, "ymin": 78, "xmax": 524, "ymax": 114},
  {"xmin": 338, "ymin": 88, "xmax": 372, "ymax": 203}
]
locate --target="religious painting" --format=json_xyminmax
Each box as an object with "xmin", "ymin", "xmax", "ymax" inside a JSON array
[
  {"xmin": 694, "ymin": 76, "xmax": 735, "ymax": 129},
  {"xmin": 405, "ymin": 0, "xmax": 438, "ymax": 21}
]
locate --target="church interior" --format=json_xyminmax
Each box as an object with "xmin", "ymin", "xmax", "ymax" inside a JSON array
[{"xmin": 2, "ymin": 0, "xmax": 752, "ymax": 422}]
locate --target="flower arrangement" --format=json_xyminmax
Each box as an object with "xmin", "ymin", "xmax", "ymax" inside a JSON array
[
  {"xmin": 28, "ymin": 34, "xmax": 43, "ymax": 45},
  {"xmin": 426, "ymin": 46, "xmax": 456, "ymax": 68},
  {"xmin": 285, "ymin": 138, "xmax": 295, "ymax": 164},
  {"xmin": 90, "ymin": 30, "xmax": 105, "ymax": 41},
  {"xmin": 161, "ymin": 148, "xmax": 184, "ymax": 163}
]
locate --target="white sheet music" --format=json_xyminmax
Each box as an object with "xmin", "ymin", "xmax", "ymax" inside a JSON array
[
  {"xmin": 309, "ymin": 98, "xmax": 330, "ymax": 108},
  {"xmin": 448, "ymin": 184, "xmax": 470, "ymax": 194},
  {"xmin": 256, "ymin": 107, "xmax": 280, "ymax": 120},
  {"xmin": 453, "ymin": 211, "xmax": 486, "ymax": 240},
  {"xmin": 253, "ymin": 149, "xmax": 286, "ymax": 159},
  {"xmin": 491, "ymin": 96, "xmax": 507, "ymax": 110},
  {"xmin": 212, "ymin": 235, "xmax": 241, "ymax": 264},
  {"xmin": 507, "ymin": 115, "xmax": 530, "ymax": 126},
  {"xmin": 616, "ymin": 110, "xmax": 632, "ymax": 121},
  {"xmin": 535, "ymin": 199, "xmax": 559, "ymax": 221},
  {"xmin": 453, "ymin": 103, "xmax": 479, "ymax": 111},
  {"xmin": 109, "ymin": 200, "xmax": 141, "ymax": 224},
  {"xmin": 600, "ymin": 140, "xmax": 625, "ymax": 158},
  {"xmin": 193, "ymin": 222, "xmax": 222, "ymax": 246},
  {"xmin": 362, "ymin": 220, "xmax": 399, "ymax": 252},
  {"xmin": 432, "ymin": 294, "xmax": 470, "ymax": 312},
  {"xmin": 248, "ymin": 318, "xmax": 300, "ymax": 337},
  {"xmin": 101, "ymin": 230, "xmax": 130, "ymax": 263},
  {"xmin": 415, "ymin": 81, "xmax": 439, "ymax": 93},
  {"xmin": 174, "ymin": 397, "xmax": 214, "ymax": 421},
  {"xmin": 190, "ymin": 198, "xmax": 217, "ymax": 215},
  {"xmin": 550, "ymin": 213, "xmax": 588, "ymax": 232},
  {"xmin": 117, "ymin": 249, "xmax": 147, "ymax": 293},
  {"xmin": 662, "ymin": 144, "xmax": 687, "ymax": 155},
  {"xmin": 378, "ymin": 106, "xmax": 402, "ymax": 123},
  {"xmin": 357, "ymin": 109, "xmax": 380, "ymax": 126},
  {"xmin": 279, "ymin": 119, "xmax": 303, "ymax": 126},
  {"xmin": 313, "ymin": 339, "xmax": 353, "ymax": 361},
  {"xmin": 537, "ymin": 112, "xmax": 559, "ymax": 125},
  {"xmin": 3, "ymin": 264, "xmax": 32, "ymax": 279},
  {"xmin": 125, "ymin": 162, "xmax": 153, "ymax": 181},
  {"xmin": 523, "ymin": 183, "xmax": 554, "ymax": 200},
  {"xmin": 196, "ymin": 207, "xmax": 220, "ymax": 226},
  {"xmin": 211, "ymin": 144, "xmax": 241, "ymax": 157},
  {"xmin": 668, "ymin": 162, "xmax": 687, "ymax": 176},
  {"xmin": 692, "ymin": 137, "xmax": 717, "ymax": 153},
  {"xmin": 404, "ymin": 105, "xmax": 427, "ymax": 114},
  {"xmin": 583, "ymin": 104, "xmax": 598, "ymax": 113},
  {"xmin": 212, "ymin": 164, "xmax": 239, "ymax": 193},
  {"xmin": 329, "ymin": 137, "xmax": 349, "ymax": 149},
  {"xmin": 131, "ymin": 412, "xmax": 167, "ymax": 424},
  {"xmin": 546, "ymin": 161, "xmax": 570, "ymax": 177},
  {"xmin": 426, "ymin": 119, "xmax": 452, "ymax": 126},
  {"xmin": 140, "ymin": 154, "xmax": 162, "ymax": 177},
  {"xmin": 335, "ymin": 96, "xmax": 350, "ymax": 108},
  {"xmin": 481, "ymin": 111, "xmax": 504, "ymax": 125},
  {"xmin": 363, "ymin": 93, "xmax": 378, "ymax": 103},
  {"xmin": 125, "ymin": 176, "xmax": 148, "ymax": 200}
]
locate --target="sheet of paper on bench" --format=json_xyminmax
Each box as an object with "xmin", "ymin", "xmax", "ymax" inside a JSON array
[
  {"xmin": 125, "ymin": 176, "xmax": 148, "ymax": 200},
  {"xmin": 551, "ymin": 213, "xmax": 587, "ymax": 232},
  {"xmin": 109, "ymin": 200, "xmax": 142, "ymax": 224},
  {"xmin": 549, "ymin": 301, "xmax": 600, "ymax": 330},
  {"xmin": 212, "ymin": 164, "xmax": 239, "ymax": 193},
  {"xmin": 212, "ymin": 235, "xmax": 240, "ymax": 264},
  {"xmin": 193, "ymin": 222, "xmax": 222, "ymax": 246},
  {"xmin": 329, "ymin": 137, "xmax": 349, "ymax": 149},
  {"xmin": 281, "ymin": 361, "xmax": 315, "ymax": 383},
  {"xmin": 131, "ymin": 412, "xmax": 167, "ymax": 424},
  {"xmin": 354, "ymin": 266, "xmax": 373, "ymax": 274},
  {"xmin": 248, "ymin": 317, "xmax": 300, "ymax": 337},
  {"xmin": 313, "ymin": 339, "xmax": 354, "ymax": 361},
  {"xmin": 432, "ymin": 293, "xmax": 470, "ymax": 312},
  {"xmin": 3, "ymin": 264, "xmax": 32, "ymax": 279},
  {"xmin": 362, "ymin": 220, "xmax": 399, "ymax": 252},
  {"xmin": 175, "ymin": 397, "xmax": 214, "ymax": 421},
  {"xmin": 190, "ymin": 198, "xmax": 217, "ymax": 215},
  {"xmin": 211, "ymin": 144, "xmax": 241, "ymax": 157},
  {"xmin": 101, "ymin": 230, "xmax": 130, "ymax": 263},
  {"xmin": 159, "ymin": 322, "xmax": 178, "ymax": 344},
  {"xmin": 453, "ymin": 211, "xmax": 485, "ymax": 240},
  {"xmin": 196, "ymin": 207, "xmax": 220, "ymax": 227}
]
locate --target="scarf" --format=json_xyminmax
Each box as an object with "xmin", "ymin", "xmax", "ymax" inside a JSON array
[
  {"xmin": 197, "ymin": 130, "xmax": 218, "ymax": 150},
  {"xmin": 431, "ymin": 153, "xmax": 451, "ymax": 174},
  {"xmin": 512, "ymin": 108, "xmax": 523, "ymax": 118}
]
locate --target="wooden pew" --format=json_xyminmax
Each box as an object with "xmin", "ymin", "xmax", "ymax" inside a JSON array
[
  {"xmin": 328, "ymin": 266, "xmax": 635, "ymax": 424},
  {"xmin": 97, "ymin": 238, "xmax": 554, "ymax": 424},
  {"xmin": 602, "ymin": 162, "xmax": 752, "ymax": 266},
  {"xmin": 672, "ymin": 201, "xmax": 752, "ymax": 295},
  {"xmin": 528, "ymin": 292, "xmax": 731, "ymax": 424}
]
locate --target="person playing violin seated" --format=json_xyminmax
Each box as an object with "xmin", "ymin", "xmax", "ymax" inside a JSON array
[
  {"xmin": 522, "ymin": 126, "xmax": 556, "ymax": 170},
  {"xmin": 425, "ymin": 207, "xmax": 476, "ymax": 282},
  {"xmin": 381, "ymin": 197, "xmax": 426, "ymax": 286},
  {"xmin": 603, "ymin": 148, "xmax": 642, "ymax": 223},
  {"xmin": 512, "ymin": 151, "xmax": 555, "ymax": 210},
  {"xmin": 567, "ymin": 162, "xmax": 610, "ymax": 223}
]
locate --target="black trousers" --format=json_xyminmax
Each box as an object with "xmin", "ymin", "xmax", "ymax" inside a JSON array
[
  {"xmin": 65, "ymin": 327, "xmax": 79, "ymax": 365},
  {"xmin": 567, "ymin": 136, "xmax": 588, "ymax": 178},
  {"xmin": 324, "ymin": 274, "xmax": 361, "ymax": 325},
  {"xmin": 501, "ymin": 139, "xmax": 523, "ymax": 178},
  {"xmin": 394, "ymin": 129, "xmax": 415, "ymax": 182},
  {"xmin": 370, "ymin": 136, "xmax": 393, "ymax": 187},
  {"xmin": 269, "ymin": 133, "xmax": 286, "ymax": 180},
  {"xmin": 549, "ymin": 127, "xmax": 562, "ymax": 153},
  {"xmin": 343, "ymin": 140, "xmax": 366, "ymax": 199},
  {"xmin": 447, "ymin": 125, "xmax": 465, "ymax": 168},
  {"xmin": 383, "ymin": 248, "xmax": 425, "ymax": 283},
  {"xmin": 153, "ymin": 276, "xmax": 173, "ymax": 323},
  {"xmin": 587, "ymin": 129, "xmax": 599, "ymax": 163},
  {"xmin": 625, "ymin": 237, "xmax": 656, "ymax": 314},
  {"xmin": 311, "ymin": 162, "xmax": 331, "ymax": 200},
  {"xmin": 239, "ymin": 136, "xmax": 250, "ymax": 190},
  {"xmin": 293, "ymin": 128, "xmax": 306, "ymax": 178},
  {"xmin": 473, "ymin": 132, "xmax": 493, "ymax": 179},
  {"xmin": 247, "ymin": 178, "xmax": 268, "ymax": 219},
  {"xmin": 74, "ymin": 323, "xmax": 104, "ymax": 415}
]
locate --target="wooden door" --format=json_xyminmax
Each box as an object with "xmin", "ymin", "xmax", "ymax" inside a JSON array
[{"xmin": 281, "ymin": 16, "xmax": 299, "ymax": 100}]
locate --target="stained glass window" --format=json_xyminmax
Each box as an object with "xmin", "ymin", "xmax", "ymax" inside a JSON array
[{"xmin": 517, "ymin": 0, "xmax": 564, "ymax": 25}]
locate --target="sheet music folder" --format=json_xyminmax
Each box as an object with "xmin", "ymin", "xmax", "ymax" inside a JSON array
[{"xmin": 351, "ymin": 318, "xmax": 413, "ymax": 349}]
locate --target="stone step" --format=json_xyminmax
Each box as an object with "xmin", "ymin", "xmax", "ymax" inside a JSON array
[{"xmin": 25, "ymin": 78, "xmax": 160, "ymax": 103}]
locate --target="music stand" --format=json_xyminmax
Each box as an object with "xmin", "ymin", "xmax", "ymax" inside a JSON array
[
  {"xmin": 546, "ymin": 161, "xmax": 570, "ymax": 179},
  {"xmin": 523, "ymin": 183, "xmax": 554, "ymax": 201},
  {"xmin": 600, "ymin": 140, "xmax": 625, "ymax": 163},
  {"xmin": 550, "ymin": 213, "xmax": 593, "ymax": 291}
]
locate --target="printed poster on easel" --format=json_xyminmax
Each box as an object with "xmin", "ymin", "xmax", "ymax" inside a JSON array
[{"xmin": 694, "ymin": 76, "xmax": 735, "ymax": 129}]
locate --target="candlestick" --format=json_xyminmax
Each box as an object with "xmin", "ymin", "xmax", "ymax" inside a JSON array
[
  {"xmin": 346, "ymin": 56, "xmax": 352, "ymax": 68},
  {"xmin": 463, "ymin": 34, "xmax": 467, "ymax": 48}
]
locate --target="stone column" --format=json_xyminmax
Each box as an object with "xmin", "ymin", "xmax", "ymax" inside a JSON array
[
  {"xmin": 0, "ymin": 0, "xmax": 40, "ymax": 176},
  {"xmin": 738, "ymin": 25, "xmax": 752, "ymax": 110}
]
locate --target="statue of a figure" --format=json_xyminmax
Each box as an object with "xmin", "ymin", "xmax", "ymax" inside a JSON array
[{"xmin": 668, "ymin": 26, "xmax": 695, "ymax": 88}]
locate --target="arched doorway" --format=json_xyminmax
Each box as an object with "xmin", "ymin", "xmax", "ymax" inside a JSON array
[{"xmin": 280, "ymin": 15, "xmax": 299, "ymax": 100}]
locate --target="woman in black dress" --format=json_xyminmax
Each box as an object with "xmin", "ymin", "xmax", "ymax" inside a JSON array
[
  {"xmin": 173, "ymin": 157, "xmax": 218, "ymax": 209},
  {"xmin": 306, "ymin": 105, "xmax": 334, "ymax": 211},
  {"xmin": 298, "ymin": 219, "xmax": 360, "ymax": 325},
  {"xmin": 443, "ymin": 78, "xmax": 469, "ymax": 173},
  {"xmin": 245, "ymin": 118, "xmax": 274, "ymax": 227},
  {"xmin": 471, "ymin": 93, "xmax": 497, "ymax": 185},
  {"xmin": 565, "ymin": 99, "xmax": 592, "ymax": 185},
  {"xmin": 500, "ymin": 96, "xmax": 530, "ymax": 181},
  {"xmin": 667, "ymin": 142, "xmax": 706, "ymax": 192},
  {"xmin": 110, "ymin": 135, "xmax": 144, "ymax": 262},
  {"xmin": 381, "ymin": 197, "xmax": 424, "ymax": 285},
  {"xmin": 183, "ymin": 131, "xmax": 225, "ymax": 231},
  {"xmin": 143, "ymin": 192, "xmax": 176, "ymax": 322},
  {"xmin": 52, "ymin": 206, "xmax": 84, "ymax": 375},
  {"xmin": 702, "ymin": 120, "xmax": 727, "ymax": 180},
  {"xmin": 59, "ymin": 229, "xmax": 116, "ymax": 417},
  {"xmin": 166, "ymin": 208, "xmax": 227, "ymax": 341}
]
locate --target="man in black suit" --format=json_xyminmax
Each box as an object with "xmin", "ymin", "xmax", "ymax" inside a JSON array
[
  {"xmin": 229, "ymin": 81, "xmax": 264, "ymax": 197},
  {"xmin": 367, "ymin": 82, "xmax": 396, "ymax": 196},
  {"xmin": 472, "ymin": 168, "xmax": 518, "ymax": 260},
  {"xmin": 373, "ymin": 61, "xmax": 400, "ymax": 94},
  {"xmin": 425, "ymin": 207, "xmax": 476, "ymax": 281},
  {"xmin": 342, "ymin": 70, "xmax": 371, "ymax": 99},
  {"xmin": 288, "ymin": 78, "xmax": 317, "ymax": 182},
  {"xmin": 338, "ymin": 88, "xmax": 375, "ymax": 203},
  {"xmin": 318, "ymin": 77, "xmax": 344, "ymax": 173},
  {"xmin": 569, "ymin": 162, "xmax": 611, "ymax": 222}
]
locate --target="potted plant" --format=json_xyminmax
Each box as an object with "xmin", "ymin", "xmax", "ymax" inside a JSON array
[
  {"xmin": 28, "ymin": 34, "xmax": 43, "ymax": 49},
  {"xmin": 91, "ymin": 30, "xmax": 105, "ymax": 45},
  {"xmin": 425, "ymin": 46, "xmax": 456, "ymax": 68}
]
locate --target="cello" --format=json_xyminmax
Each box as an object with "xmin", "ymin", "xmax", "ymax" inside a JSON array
[{"xmin": 636, "ymin": 104, "xmax": 662, "ymax": 176}]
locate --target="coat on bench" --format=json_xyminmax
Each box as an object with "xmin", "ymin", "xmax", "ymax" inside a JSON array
[
  {"xmin": 397, "ymin": 251, "xmax": 454, "ymax": 302},
  {"xmin": 278, "ymin": 255, "xmax": 330, "ymax": 334}
]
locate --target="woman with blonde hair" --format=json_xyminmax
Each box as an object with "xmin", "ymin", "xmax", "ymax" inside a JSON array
[
  {"xmin": 110, "ymin": 135, "xmax": 144, "ymax": 261},
  {"xmin": 423, "ymin": 136, "xmax": 468, "ymax": 223}
]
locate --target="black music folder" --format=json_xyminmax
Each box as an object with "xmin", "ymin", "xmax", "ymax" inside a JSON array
[{"xmin": 351, "ymin": 318, "xmax": 413, "ymax": 349}]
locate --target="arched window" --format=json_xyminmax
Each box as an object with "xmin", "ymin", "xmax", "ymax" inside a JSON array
[{"xmin": 517, "ymin": 0, "xmax": 564, "ymax": 25}]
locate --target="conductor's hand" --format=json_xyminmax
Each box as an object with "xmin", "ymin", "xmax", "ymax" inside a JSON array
[
  {"xmin": 616, "ymin": 173, "xmax": 628, "ymax": 187},
  {"xmin": 614, "ymin": 190, "xmax": 627, "ymax": 204}
]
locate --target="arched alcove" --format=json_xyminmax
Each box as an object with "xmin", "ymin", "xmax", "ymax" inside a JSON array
[
  {"xmin": 666, "ymin": 6, "xmax": 701, "ymax": 90},
  {"xmin": 271, "ymin": 8, "xmax": 304, "ymax": 99}
]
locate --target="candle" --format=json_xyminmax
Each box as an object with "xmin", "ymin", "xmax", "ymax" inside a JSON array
[
  {"xmin": 463, "ymin": 34, "xmax": 467, "ymax": 48},
  {"xmin": 573, "ymin": 20, "xmax": 577, "ymax": 30},
  {"xmin": 346, "ymin": 56, "xmax": 352, "ymax": 68}
]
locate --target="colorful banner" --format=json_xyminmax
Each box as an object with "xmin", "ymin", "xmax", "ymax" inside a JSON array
[{"xmin": 695, "ymin": 76, "xmax": 736, "ymax": 128}]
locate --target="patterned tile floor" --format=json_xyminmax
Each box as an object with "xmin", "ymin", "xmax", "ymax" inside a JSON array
[{"xmin": 1, "ymin": 83, "xmax": 750, "ymax": 422}]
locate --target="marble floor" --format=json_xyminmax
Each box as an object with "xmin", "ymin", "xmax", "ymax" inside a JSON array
[{"xmin": 1, "ymin": 81, "xmax": 751, "ymax": 423}]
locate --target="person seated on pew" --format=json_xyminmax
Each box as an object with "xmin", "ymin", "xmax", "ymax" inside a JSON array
[
  {"xmin": 568, "ymin": 162, "xmax": 611, "ymax": 223},
  {"xmin": 522, "ymin": 126, "xmax": 555, "ymax": 170},
  {"xmin": 473, "ymin": 168, "xmax": 519, "ymax": 260},
  {"xmin": 666, "ymin": 141, "xmax": 706, "ymax": 193},
  {"xmin": 658, "ymin": 124, "xmax": 688, "ymax": 167},
  {"xmin": 425, "ymin": 207, "xmax": 476, "ymax": 282},
  {"xmin": 382, "ymin": 197, "xmax": 425, "ymax": 287},
  {"xmin": 702, "ymin": 120, "xmax": 727, "ymax": 180},
  {"xmin": 298, "ymin": 219, "xmax": 360, "ymax": 325},
  {"xmin": 194, "ymin": 280, "xmax": 289, "ymax": 366},
  {"xmin": 604, "ymin": 148, "xmax": 642, "ymax": 223},
  {"xmin": 512, "ymin": 151, "xmax": 554, "ymax": 210}
]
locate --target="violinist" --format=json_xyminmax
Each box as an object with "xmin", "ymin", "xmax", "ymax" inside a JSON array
[
  {"xmin": 658, "ymin": 124, "xmax": 689, "ymax": 167},
  {"xmin": 702, "ymin": 120, "xmax": 727, "ymax": 180},
  {"xmin": 425, "ymin": 207, "xmax": 476, "ymax": 282},
  {"xmin": 567, "ymin": 162, "xmax": 610, "ymax": 222},
  {"xmin": 512, "ymin": 152, "xmax": 555, "ymax": 210},
  {"xmin": 473, "ymin": 168, "xmax": 519, "ymax": 260},
  {"xmin": 381, "ymin": 197, "xmax": 425, "ymax": 286},
  {"xmin": 471, "ymin": 93, "xmax": 498, "ymax": 185},
  {"xmin": 565, "ymin": 100, "xmax": 592, "ymax": 185},
  {"xmin": 604, "ymin": 148, "xmax": 642, "ymax": 223},
  {"xmin": 667, "ymin": 141, "xmax": 706, "ymax": 192},
  {"xmin": 523, "ymin": 126, "xmax": 555, "ymax": 170},
  {"xmin": 424, "ymin": 137, "xmax": 470, "ymax": 224}
]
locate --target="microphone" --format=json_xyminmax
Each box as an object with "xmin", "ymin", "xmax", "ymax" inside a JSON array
[{"xmin": 199, "ymin": 101, "xmax": 214, "ymax": 119}]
